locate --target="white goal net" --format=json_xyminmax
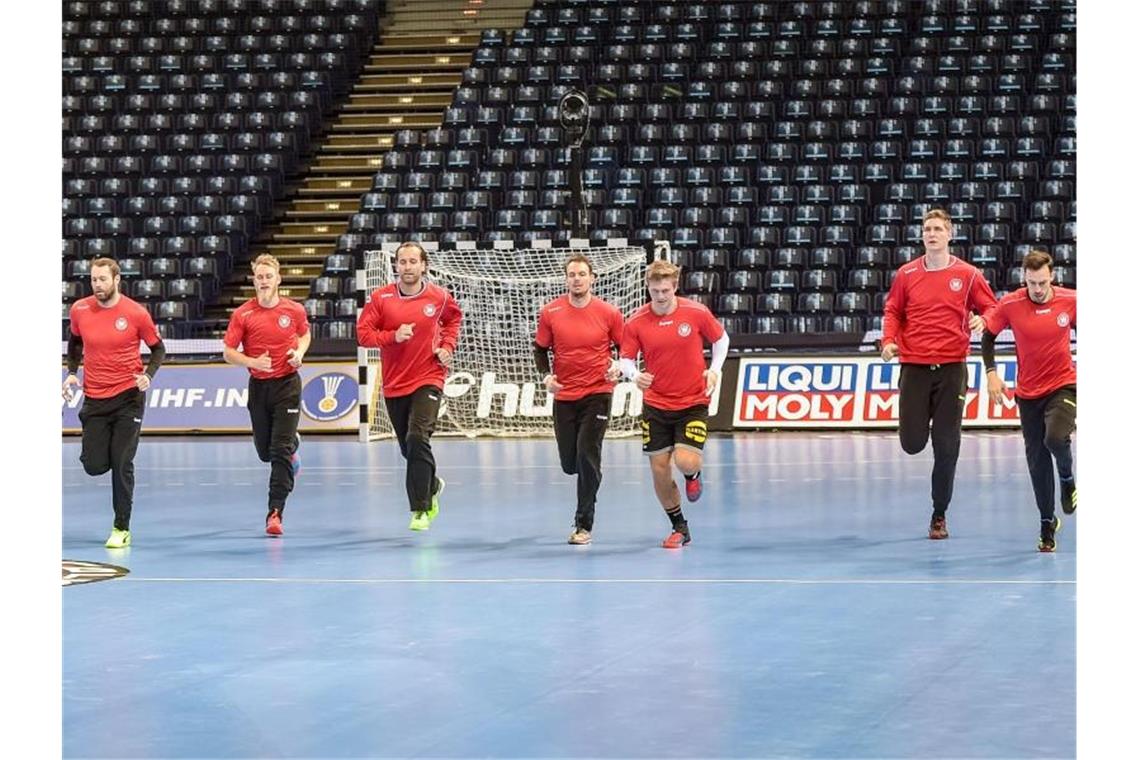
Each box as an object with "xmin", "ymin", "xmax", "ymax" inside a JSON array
[{"xmin": 358, "ymin": 241, "xmax": 668, "ymax": 440}]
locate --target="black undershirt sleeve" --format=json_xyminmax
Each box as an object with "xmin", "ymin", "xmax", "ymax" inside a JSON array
[
  {"xmin": 981, "ymin": 330, "xmax": 997, "ymax": 372},
  {"xmin": 145, "ymin": 339, "xmax": 166, "ymax": 379},
  {"xmin": 533, "ymin": 342, "xmax": 552, "ymax": 376},
  {"xmin": 67, "ymin": 334, "xmax": 83, "ymax": 375}
]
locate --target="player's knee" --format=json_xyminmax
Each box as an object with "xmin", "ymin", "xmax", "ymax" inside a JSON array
[
  {"xmin": 674, "ymin": 450, "xmax": 701, "ymax": 475},
  {"xmin": 406, "ymin": 431, "xmax": 431, "ymax": 453},
  {"xmin": 81, "ymin": 458, "xmax": 110, "ymax": 476},
  {"xmin": 899, "ymin": 433, "xmax": 927, "ymax": 456},
  {"xmin": 1044, "ymin": 434, "xmax": 1069, "ymax": 455}
]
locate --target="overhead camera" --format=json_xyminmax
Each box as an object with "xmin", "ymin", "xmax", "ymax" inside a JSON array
[{"xmin": 558, "ymin": 89, "xmax": 590, "ymax": 144}]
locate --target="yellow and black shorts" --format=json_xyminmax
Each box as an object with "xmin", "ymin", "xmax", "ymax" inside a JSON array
[{"xmin": 641, "ymin": 403, "xmax": 709, "ymax": 456}]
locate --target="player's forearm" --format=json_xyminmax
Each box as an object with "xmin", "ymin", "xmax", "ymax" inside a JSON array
[
  {"xmin": 356, "ymin": 318, "xmax": 396, "ymax": 347},
  {"xmin": 981, "ymin": 331, "xmax": 997, "ymax": 373},
  {"xmin": 533, "ymin": 343, "xmax": 552, "ymax": 376},
  {"xmin": 144, "ymin": 339, "xmax": 166, "ymax": 378},
  {"xmin": 67, "ymin": 334, "xmax": 83, "ymax": 374},
  {"xmin": 222, "ymin": 345, "xmax": 254, "ymax": 368},
  {"xmin": 296, "ymin": 331, "xmax": 312, "ymax": 356},
  {"xmin": 439, "ymin": 311, "xmax": 462, "ymax": 353},
  {"xmin": 709, "ymin": 333, "xmax": 729, "ymax": 374}
]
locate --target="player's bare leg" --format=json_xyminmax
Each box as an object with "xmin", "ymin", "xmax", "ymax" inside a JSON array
[
  {"xmin": 650, "ymin": 451, "xmax": 690, "ymax": 548},
  {"xmin": 674, "ymin": 448, "xmax": 704, "ymax": 502}
]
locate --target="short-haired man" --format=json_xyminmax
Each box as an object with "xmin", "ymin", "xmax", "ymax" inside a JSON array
[
  {"xmin": 980, "ymin": 250, "xmax": 1077, "ymax": 552},
  {"xmin": 223, "ymin": 254, "xmax": 311, "ymax": 536},
  {"xmin": 620, "ymin": 259, "xmax": 730, "ymax": 548},
  {"xmin": 357, "ymin": 241, "xmax": 463, "ymax": 531},
  {"xmin": 881, "ymin": 209, "xmax": 998, "ymax": 540},
  {"xmin": 534, "ymin": 255, "xmax": 625, "ymax": 545},
  {"xmin": 64, "ymin": 258, "xmax": 166, "ymax": 548}
]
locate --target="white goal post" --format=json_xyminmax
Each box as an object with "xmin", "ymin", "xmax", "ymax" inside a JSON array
[{"xmin": 357, "ymin": 239, "xmax": 671, "ymax": 440}]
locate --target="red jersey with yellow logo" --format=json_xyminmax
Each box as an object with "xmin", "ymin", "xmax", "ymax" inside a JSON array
[{"xmin": 223, "ymin": 297, "xmax": 310, "ymax": 380}]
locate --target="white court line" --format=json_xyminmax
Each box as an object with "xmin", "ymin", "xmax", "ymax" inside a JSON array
[
  {"xmin": 121, "ymin": 576, "xmax": 1075, "ymax": 586},
  {"xmin": 60, "ymin": 454, "xmax": 1029, "ymax": 472}
]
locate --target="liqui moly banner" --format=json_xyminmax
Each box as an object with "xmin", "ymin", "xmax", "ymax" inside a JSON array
[
  {"xmin": 732, "ymin": 355, "xmax": 1073, "ymax": 429},
  {"xmin": 62, "ymin": 363, "xmax": 359, "ymax": 433}
]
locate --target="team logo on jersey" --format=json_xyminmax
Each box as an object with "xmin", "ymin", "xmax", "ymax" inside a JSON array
[
  {"xmin": 677, "ymin": 322, "xmax": 692, "ymax": 337},
  {"xmin": 1057, "ymin": 312, "xmax": 1070, "ymax": 327},
  {"xmin": 114, "ymin": 316, "xmax": 128, "ymax": 331},
  {"xmin": 62, "ymin": 559, "xmax": 128, "ymax": 587},
  {"xmin": 423, "ymin": 303, "xmax": 437, "ymax": 317},
  {"xmin": 949, "ymin": 278, "xmax": 963, "ymax": 292},
  {"xmin": 301, "ymin": 371, "xmax": 358, "ymax": 421},
  {"xmin": 277, "ymin": 314, "xmax": 292, "ymax": 329}
]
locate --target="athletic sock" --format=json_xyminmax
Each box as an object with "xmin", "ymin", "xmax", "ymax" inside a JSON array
[{"xmin": 666, "ymin": 506, "xmax": 687, "ymax": 531}]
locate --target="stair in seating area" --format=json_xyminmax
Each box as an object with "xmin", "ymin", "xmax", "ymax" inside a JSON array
[{"xmin": 205, "ymin": 0, "xmax": 531, "ymax": 328}]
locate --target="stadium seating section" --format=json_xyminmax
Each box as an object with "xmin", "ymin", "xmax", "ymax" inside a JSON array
[{"xmin": 63, "ymin": 0, "xmax": 1077, "ymax": 340}]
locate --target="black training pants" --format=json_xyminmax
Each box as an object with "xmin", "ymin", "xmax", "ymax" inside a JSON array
[
  {"xmin": 79, "ymin": 387, "xmax": 146, "ymax": 531},
  {"xmin": 247, "ymin": 373, "xmax": 301, "ymax": 511},
  {"xmin": 553, "ymin": 393, "xmax": 612, "ymax": 532},
  {"xmin": 385, "ymin": 385, "xmax": 443, "ymax": 512},
  {"xmin": 1017, "ymin": 384, "xmax": 1077, "ymax": 521},
  {"xmin": 897, "ymin": 362, "xmax": 968, "ymax": 515}
]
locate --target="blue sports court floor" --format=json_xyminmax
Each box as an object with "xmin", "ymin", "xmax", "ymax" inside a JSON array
[{"xmin": 62, "ymin": 432, "xmax": 1075, "ymax": 759}]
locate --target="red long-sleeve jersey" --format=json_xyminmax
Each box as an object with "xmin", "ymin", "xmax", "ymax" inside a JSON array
[{"xmin": 356, "ymin": 281, "xmax": 463, "ymax": 398}]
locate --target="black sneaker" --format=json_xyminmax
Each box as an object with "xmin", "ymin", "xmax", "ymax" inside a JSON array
[
  {"xmin": 1038, "ymin": 515, "xmax": 1061, "ymax": 553},
  {"xmin": 1060, "ymin": 479, "xmax": 1077, "ymax": 515}
]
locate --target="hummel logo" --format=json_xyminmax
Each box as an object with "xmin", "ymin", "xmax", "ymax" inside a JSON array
[
  {"xmin": 1035, "ymin": 308, "xmax": 1051, "ymax": 314},
  {"xmin": 428, "ymin": 394, "xmax": 439, "ymax": 401},
  {"xmin": 287, "ymin": 408, "xmax": 299, "ymax": 414}
]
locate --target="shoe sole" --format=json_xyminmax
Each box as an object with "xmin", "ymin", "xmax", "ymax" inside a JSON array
[
  {"xmin": 568, "ymin": 536, "xmax": 592, "ymax": 545},
  {"xmin": 685, "ymin": 483, "xmax": 702, "ymax": 502},
  {"xmin": 104, "ymin": 537, "xmax": 130, "ymax": 549},
  {"xmin": 661, "ymin": 536, "xmax": 691, "ymax": 549},
  {"xmin": 409, "ymin": 515, "xmax": 430, "ymax": 531}
]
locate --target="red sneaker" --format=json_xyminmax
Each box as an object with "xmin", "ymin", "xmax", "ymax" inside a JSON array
[
  {"xmin": 266, "ymin": 509, "xmax": 283, "ymax": 536},
  {"xmin": 661, "ymin": 529, "xmax": 691, "ymax": 549},
  {"xmin": 684, "ymin": 473, "xmax": 703, "ymax": 502},
  {"xmin": 928, "ymin": 514, "xmax": 948, "ymax": 540}
]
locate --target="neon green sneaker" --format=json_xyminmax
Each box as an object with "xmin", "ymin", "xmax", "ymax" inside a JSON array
[
  {"xmin": 427, "ymin": 477, "xmax": 445, "ymax": 523},
  {"xmin": 409, "ymin": 511, "xmax": 431, "ymax": 531},
  {"xmin": 105, "ymin": 528, "xmax": 131, "ymax": 549}
]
